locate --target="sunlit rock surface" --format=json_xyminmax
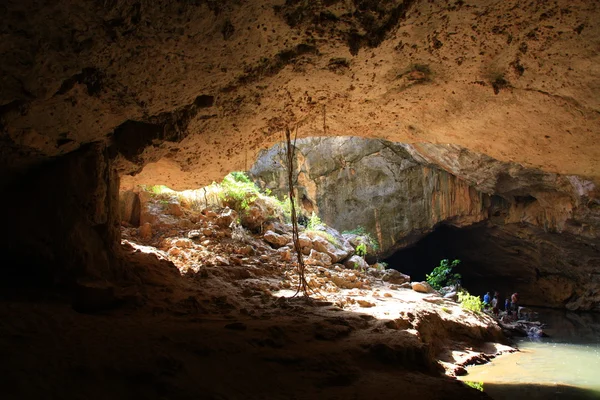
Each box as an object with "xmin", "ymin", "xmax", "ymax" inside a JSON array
[{"xmin": 250, "ymin": 137, "xmax": 600, "ymax": 310}]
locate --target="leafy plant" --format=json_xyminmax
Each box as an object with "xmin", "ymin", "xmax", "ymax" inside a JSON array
[
  {"xmin": 426, "ymin": 259, "xmax": 461, "ymax": 290},
  {"xmin": 342, "ymin": 225, "xmax": 380, "ymax": 253},
  {"xmin": 355, "ymin": 243, "xmax": 367, "ymax": 257},
  {"xmin": 219, "ymin": 172, "xmax": 260, "ymax": 211},
  {"xmin": 458, "ymin": 290, "xmax": 483, "ymax": 314},
  {"xmin": 307, "ymin": 212, "xmax": 323, "ymax": 230},
  {"xmin": 464, "ymin": 381, "xmax": 484, "ymax": 392}
]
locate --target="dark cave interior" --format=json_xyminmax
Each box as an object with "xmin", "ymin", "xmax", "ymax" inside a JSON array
[{"xmin": 383, "ymin": 224, "xmax": 530, "ymax": 304}]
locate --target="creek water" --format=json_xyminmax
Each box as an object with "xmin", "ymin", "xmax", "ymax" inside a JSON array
[{"xmin": 460, "ymin": 308, "xmax": 600, "ymax": 399}]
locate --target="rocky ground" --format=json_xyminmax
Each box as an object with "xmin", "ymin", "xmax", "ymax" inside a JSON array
[
  {"xmin": 0, "ymin": 190, "xmax": 516, "ymax": 399},
  {"xmin": 0, "ymin": 189, "xmax": 512, "ymax": 399}
]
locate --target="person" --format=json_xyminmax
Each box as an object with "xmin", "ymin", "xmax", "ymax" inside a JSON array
[
  {"xmin": 504, "ymin": 298, "xmax": 510, "ymax": 313},
  {"xmin": 511, "ymin": 292, "xmax": 519, "ymax": 315},
  {"xmin": 483, "ymin": 292, "xmax": 491, "ymax": 307},
  {"xmin": 492, "ymin": 294, "xmax": 499, "ymax": 317}
]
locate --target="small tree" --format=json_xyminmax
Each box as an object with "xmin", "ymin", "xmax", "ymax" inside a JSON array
[{"xmin": 426, "ymin": 259, "xmax": 461, "ymax": 290}]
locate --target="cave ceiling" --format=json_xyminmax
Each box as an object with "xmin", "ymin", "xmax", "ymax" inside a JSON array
[{"xmin": 1, "ymin": 0, "xmax": 599, "ymax": 190}]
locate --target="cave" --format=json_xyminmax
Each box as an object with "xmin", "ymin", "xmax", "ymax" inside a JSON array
[
  {"xmin": 1, "ymin": 0, "xmax": 600, "ymax": 399},
  {"xmin": 384, "ymin": 223, "xmax": 534, "ymax": 305}
]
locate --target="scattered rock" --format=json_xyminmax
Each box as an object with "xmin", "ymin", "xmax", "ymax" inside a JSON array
[
  {"xmin": 187, "ymin": 230, "xmax": 202, "ymax": 239},
  {"xmin": 264, "ymin": 230, "xmax": 290, "ymax": 248},
  {"xmin": 306, "ymin": 249, "xmax": 333, "ymax": 266},
  {"xmin": 444, "ymin": 292, "xmax": 458, "ymax": 302},
  {"xmin": 139, "ymin": 222, "xmax": 153, "ymax": 239},
  {"xmin": 277, "ymin": 247, "xmax": 293, "ymax": 262},
  {"xmin": 216, "ymin": 207, "xmax": 237, "ymax": 228},
  {"xmin": 343, "ymin": 255, "xmax": 368, "ymax": 270},
  {"xmin": 357, "ymin": 299, "xmax": 376, "ymax": 308},
  {"xmin": 412, "ymin": 281, "xmax": 437, "ymax": 294},
  {"xmin": 166, "ymin": 202, "xmax": 183, "ymax": 216},
  {"xmin": 381, "ymin": 269, "xmax": 410, "ymax": 284}
]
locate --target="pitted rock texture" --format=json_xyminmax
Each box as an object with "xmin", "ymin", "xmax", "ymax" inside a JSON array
[
  {"xmin": 251, "ymin": 137, "xmax": 490, "ymax": 253},
  {"xmin": 1, "ymin": 0, "xmax": 599, "ymax": 191}
]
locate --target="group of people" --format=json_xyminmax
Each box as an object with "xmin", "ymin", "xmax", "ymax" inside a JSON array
[{"xmin": 482, "ymin": 291, "xmax": 519, "ymax": 317}]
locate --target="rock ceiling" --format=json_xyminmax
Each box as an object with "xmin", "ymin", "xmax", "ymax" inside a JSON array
[{"xmin": 1, "ymin": 0, "xmax": 599, "ymax": 190}]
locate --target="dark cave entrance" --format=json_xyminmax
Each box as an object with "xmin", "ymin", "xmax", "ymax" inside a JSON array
[{"xmin": 383, "ymin": 224, "xmax": 526, "ymax": 302}]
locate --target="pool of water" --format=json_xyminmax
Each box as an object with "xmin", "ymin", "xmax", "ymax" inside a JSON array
[{"xmin": 460, "ymin": 309, "xmax": 600, "ymax": 399}]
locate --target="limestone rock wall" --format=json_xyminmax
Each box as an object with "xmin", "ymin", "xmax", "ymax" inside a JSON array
[
  {"xmin": 250, "ymin": 137, "xmax": 600, "ymax": 310},
  {"xmin": 250, "ymin": 137, "xmax": 490, "ymax": 255}
]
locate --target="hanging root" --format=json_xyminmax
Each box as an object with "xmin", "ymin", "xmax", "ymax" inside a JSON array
[{"xmin": 284, "ymin": 126, "xmax": 314, "ymax": 298}]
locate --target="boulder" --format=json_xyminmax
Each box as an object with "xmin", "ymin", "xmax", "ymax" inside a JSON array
[
  {"xmin": 381, "ymin": 269, "xmax": 410, "ymax": 284},
  {"xmin": 139, "ymin": 222, "xmax": 153, "ymax": 240},
  {"xmin": 444, "ymin": 292, "xmax": 458, "ymax": 302},
  {"xmin": 187, "ymin": 230, "xmax": 202, "ymax": 239},
  {"xmin": 216, "ymin": 207, "xmax": 237, "ymax": 228},
  {"xmin": 264, "ymin": 230, "xmax": 291, "ymax": 248},
  {"xmin": 277, "ymin": 247, "xmax": 293, "ymax": 262},
  {"xmin": 309, "ymin": 234, "xmax": 349, "ymax": 263},
  {"xmin": 298, "ymin": 234, "xmax": 312, "ymax": 249},
  {"xmin": 165, "ymin": 202, "xmax": 183, "ymax": 216},
  {"xmin": 344, "ymin": 255, "xmax": 368, "ymax": 271},
  {"xmin": 411, "ymin": 281, "xmax": 437, "ymax": 294},
  {"xmin": 305, "ymin": 249, "xmax": 333, "ymax": 266}
]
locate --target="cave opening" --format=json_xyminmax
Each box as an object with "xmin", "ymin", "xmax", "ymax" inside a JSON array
[{"xmin": 383, "ymin": 223, "xmax": 526, "ymax": 305}]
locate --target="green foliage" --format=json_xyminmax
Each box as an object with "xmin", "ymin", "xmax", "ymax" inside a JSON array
[
  {"xmin": 279, "ymin": 196, "xmax": 300, "ymax": 223},
  {"xmin": 229, "ymin": 171, "xmax": 252, "ymax": 183},
  {"xmin": 355, "ymin": 243, "xmax": 367, "ymax": 257},
  {"xmin": 426, "ymin": 259, "xmax": 461, "ymax": 290},
  {"xmin": 458, "ymin": 290, "xmax": 483, "ymax": 314},
  {"xmin": 342, "ymin": 226, "xmax": 368, "ymax": 236},
  {"xmin": 441, "ymin": 307, "xmax": 452, "ymax": 314},
  {"xmin": 219, "ymin": 172, "xmax": 260, "ymax": 211},
  {"xmin": 342, "ymin": 225, "xmax": 380, "ymax": 254},
  {"xmin": 140, "ymin": 184, "xmax": 172, "ymax": 196},
  {"xmin": 464, "ymin": 381, "xmax": 484, "ymax": 392},
  {"xmin": 307, "ymin": 212, "xmax": 323, "ymax": 230},
  {"xmin": 310, "ymin": 230, "xmax": 339, "ymax": 246}
]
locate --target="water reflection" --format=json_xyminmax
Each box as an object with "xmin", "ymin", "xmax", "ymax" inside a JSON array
[{"xmin": 461, "ymin": 308, "xmax": 600, "ymax": 399}]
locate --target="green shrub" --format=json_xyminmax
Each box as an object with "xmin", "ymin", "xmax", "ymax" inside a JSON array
[
  {"xmin": 307, "ymin": 212, "xmax": 323, "ymax": 230},
  {"xmin": 310, "ymin": 230, "xmax": 338, "ymax": 246},
  {"xmin": 342, "ymin": 225, "xmax": 380, "ymax": 254},
  {"xmin": 458, "ymin": 290, "xmax": 483, "ymax": 314},
  {"xmin": 355, "ymin": 243, "xmax": 367, "ymax": 257},
  {"xmin": 219, "ymin": 172, "xmax": 260, "ymax": 211},
  {"xmin": 464, "ymin": 381, "xmax": 484, "ymax": 392},
  {"xmin": 426, "ymin": 259, "xmax": 461, "ymax": 290}
]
